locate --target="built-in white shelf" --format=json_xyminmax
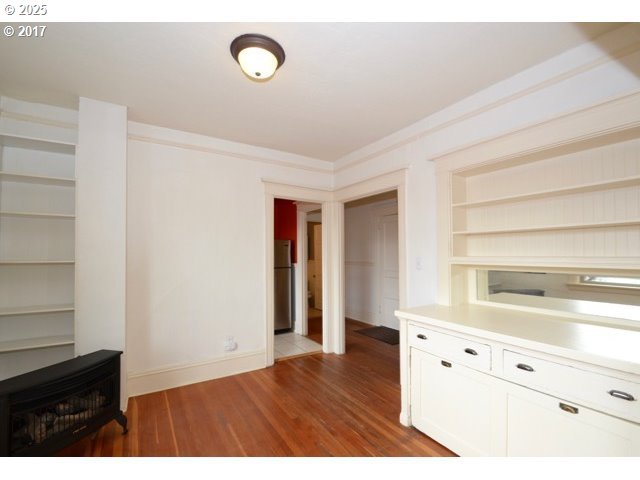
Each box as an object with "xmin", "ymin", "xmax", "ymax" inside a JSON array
[
  {"xmin": 0, "ymin": 304, "xmax": 74, "ymax": 317},
  {"xmin": 450, "ymin": 256, "xmax": 640, "ymax": 270},
  {"xmin": 0, "ymin": 335, "xmax": 74, "ymax": 354},
  {"xmin": 0, "ymin": 171, "xmax": 75, "ymax": 186},
  {"xmin": 0, "ymin": 211, "xmax": 75, "ymax": 219},
  {"xmin": 0, "ymin": 260, "xmax": 74, "ymax": 265},
  {"xmin": 453, "ymin": 219, "xmax": 640, "ymax": 236},
  {"xmin": 0, "ymin": 102, "xmax": 77, "ymax": 377},
  {"xmin": 452, "ymin": 175, "xmax": 640, "ymax": 208},
  {"xmin": 0, "ymin": 133, "xmax": 75, "ymax": 155}
]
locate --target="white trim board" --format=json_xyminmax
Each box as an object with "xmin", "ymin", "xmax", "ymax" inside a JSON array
[{"xmin": 127, "ymin": 349, "xmax": 266, "ymax": 398}]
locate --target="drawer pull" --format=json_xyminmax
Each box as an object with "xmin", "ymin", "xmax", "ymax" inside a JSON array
[
  {"xmin": 559, "ymin": 403, "xmax": 579, "ymax": 414},
  {"xmin": 608, "ymin": 390, "xmax": 635, "ymax": 402},
  {"xmin": 441, "ymin": 360, "xmax": 452, "ymax": 368},
  {"xmin": 464, "ymin": 348, "xmax": 478, "ymax": 356},
  {"xmin": 416, "ymin": 334, "xmax": 428, "ymax": 340},
  {"xmin": 516, "ymin": 363, "xmax": 535, "ymax": 372}
]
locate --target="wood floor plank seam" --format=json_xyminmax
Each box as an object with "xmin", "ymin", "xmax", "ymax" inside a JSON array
[{"xmin": 58, "ymin": 318, "xmax": 455, "ymax": 457}]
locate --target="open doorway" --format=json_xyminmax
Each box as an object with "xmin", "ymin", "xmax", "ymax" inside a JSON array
[
  {"xmin": 306, "ymin": 207, "xmax": 322, "ymax": 345},
  {"xmin": 344, "ymin": 190, "xmax": 399, "ymax": 348},
  {"xmin": 273, "ymin": 199, "xmax": 322, "ymax": 360}
]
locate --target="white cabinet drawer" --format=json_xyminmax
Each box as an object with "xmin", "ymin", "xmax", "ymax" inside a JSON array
[
  {"xmin": 503, "ymin": 350, "xmax": 640, "ymax": 423},
  {"xmin": 506, "ymin": 381, "xmax": 640, "ymax": 456},
  {"xmin": 408, "ymin": 324, "xmax": 491, "ymax": 372}
]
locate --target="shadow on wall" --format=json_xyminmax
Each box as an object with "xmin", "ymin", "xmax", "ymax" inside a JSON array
[{"xmin": 574, "ymin": 23, "xmax": 640, "ymax": 80}]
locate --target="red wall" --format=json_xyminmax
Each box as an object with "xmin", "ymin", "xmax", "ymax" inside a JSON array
[{"xmin": 274, "ymin": 198, "xmax": 297, "ymax": 263}]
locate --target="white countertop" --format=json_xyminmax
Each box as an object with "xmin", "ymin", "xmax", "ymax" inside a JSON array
[{"xmin": 396, "ymin": 304, "xmax": 640, "ymax": 375}]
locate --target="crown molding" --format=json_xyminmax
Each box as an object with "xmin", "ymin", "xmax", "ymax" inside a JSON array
[{"xmin": 128, "ymin": 121, "xmax": 333, "ymax": 175}]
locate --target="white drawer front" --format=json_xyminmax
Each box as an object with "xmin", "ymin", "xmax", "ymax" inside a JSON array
[
  {"xmin": 408, "ymin": 324, "xmax": 491, "ymax": 372},
  {"xmin": 503, "ymin": 350, "xmax": 640, "ymax": 423}
]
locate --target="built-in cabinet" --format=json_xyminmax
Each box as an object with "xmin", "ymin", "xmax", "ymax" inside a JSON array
[
  {"xmin": 0, "ymin": 107, "xmax": 77, "ymax": 380},
  {"xmin": 398, "ymin": 304, "xmax": 640, "ymax": 456},
  {"xmin": 410, "ymin": 348, "xmax": 504, "ymax": 456}
]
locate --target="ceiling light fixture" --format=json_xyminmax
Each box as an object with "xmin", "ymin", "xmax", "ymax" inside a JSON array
[{"xmin": 230, "ymin": 33, "xmax": 285, "ymax": 81}]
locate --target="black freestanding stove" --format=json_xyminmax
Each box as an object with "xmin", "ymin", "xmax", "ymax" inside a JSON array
[{"xmin": 0, "ymin": 350, "xmax": 127, "ymax": 456}]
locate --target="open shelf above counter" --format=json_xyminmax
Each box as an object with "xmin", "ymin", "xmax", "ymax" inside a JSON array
[
  {"xmin": 447, "ymin": 134, "xmax": 640, "ymax": 262},
  {"xmin": 449, "ymin": 256, "xmax": 640, "ymax": 270},
  {"xmin": 452, "ymin": 174, "xmax": 640, "ymax": 208},
  {"xmin": 452, "ymin": 218, "xmax": 640, "ymax": 236}
]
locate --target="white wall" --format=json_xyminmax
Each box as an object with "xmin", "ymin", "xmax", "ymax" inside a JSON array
[
  {"xmin": 344, "ymin": 199, "xmax": 398, "ymax": 324},
  {"xmin": 334, "ymin": 24, "xmax": 640, "ymax": 308},
  {"xmin": 126, "ymin": 122, "xmax": 333, "ymax": 395},
  {"xmin": 75, "ymin": 98, "xmax": 128, "ymax": 405}
]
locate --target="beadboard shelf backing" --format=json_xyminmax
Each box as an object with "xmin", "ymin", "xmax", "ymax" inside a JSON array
[
  {"xmin": 449, "ymin": 133, "xmax": 640, "ymax": 266},
  {"xmin": 453, "ymin": 219, "xmax": 640, "ymax": 236},
  {"xmin": 452, "ymin": 175, "xmax": 640, "ymax": 208}
]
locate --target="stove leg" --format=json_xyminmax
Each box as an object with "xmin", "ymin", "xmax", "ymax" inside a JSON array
[{"xmin": 115, "ymin": 411, "xmax": 128, "ymax": 435}]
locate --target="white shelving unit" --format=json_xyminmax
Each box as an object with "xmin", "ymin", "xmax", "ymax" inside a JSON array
[
  {"xmin": 448, "ymin": 134, "xmax": 640, "ymax": 267},
  {"xmin": 0, "ymin": 304, "xmax": 74, "ymax": 317},
  {"xmin": 0, "ymin": 126, "xmax": 77, "ymax": 380},
  {"xmin": 451, "ymin": 174, "xmax": 640, "ymax": 208},
  {"xmin": 0, "ymin": 171, "xmax": 76, "ymax": 187},
  {"xmin": 0, "ymin": 335, "xmax": 75, "ymax": 354}
]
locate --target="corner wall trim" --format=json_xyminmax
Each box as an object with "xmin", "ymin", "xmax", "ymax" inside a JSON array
[{"xmin": 127, "ymin": 350, "xmax": 266, "ymax": 398}]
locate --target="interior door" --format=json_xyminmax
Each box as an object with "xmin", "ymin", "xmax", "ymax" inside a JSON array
[
  {"xmin": 377, "ymin": 214, "xmax": 399, "ymax": 329},
  {"xmin": 313, "ymin": 223, "xmax": 322, "ymax": 310}
]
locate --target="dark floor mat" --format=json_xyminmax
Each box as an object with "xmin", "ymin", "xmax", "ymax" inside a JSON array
[{"xmin": 355, "ymin": 326, "xmax": 399, "ymax": 345}]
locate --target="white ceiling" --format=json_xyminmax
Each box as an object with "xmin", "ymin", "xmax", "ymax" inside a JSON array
[{"xmin": 0, "ymin": 22, "xmax": 623, "ymax": 161}]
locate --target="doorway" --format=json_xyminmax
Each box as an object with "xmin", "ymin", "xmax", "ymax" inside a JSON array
[
  {"xmin": 306, "ymin": 211, "xmax": 322, "ymax": 338},
  {"xmin": 273, "ymin": 199, "xmax": 323, "ymax": 361},
  {"xmin": 344, "ymin": 190, "xmax": 399, "ymax": 344}
]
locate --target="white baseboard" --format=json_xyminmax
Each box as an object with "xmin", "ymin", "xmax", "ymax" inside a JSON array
[
  {"xmin": 345, "ymin": 308, "xmax": 377, "ymax": 325},
  {"xmin": 127, "ymin": 349, "xmax": 266, "ymax": 398}
]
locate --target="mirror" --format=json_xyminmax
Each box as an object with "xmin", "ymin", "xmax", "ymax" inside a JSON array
[{"xmin": 477, "ymin": 270, "xmax": 640, "ymax": 322}]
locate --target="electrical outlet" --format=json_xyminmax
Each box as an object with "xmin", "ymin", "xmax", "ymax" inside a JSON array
[{"xmin": 224, "ymin": 336, "xmax": 237, "ymax": 352}]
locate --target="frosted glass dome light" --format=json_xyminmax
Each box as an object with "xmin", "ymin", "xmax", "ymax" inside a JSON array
[
  {"xmin": 230, "ymin": 34, "xmax": 285, "ymax": 82},
  {"xmin": 238, "ymin": 47, "xmax": 279, "ymax": 80}
]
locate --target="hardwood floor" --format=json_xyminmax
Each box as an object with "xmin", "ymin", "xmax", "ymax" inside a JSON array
[{"xmin": 59, "ymin": 318, "xmax": 454, "ymax": 457}]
